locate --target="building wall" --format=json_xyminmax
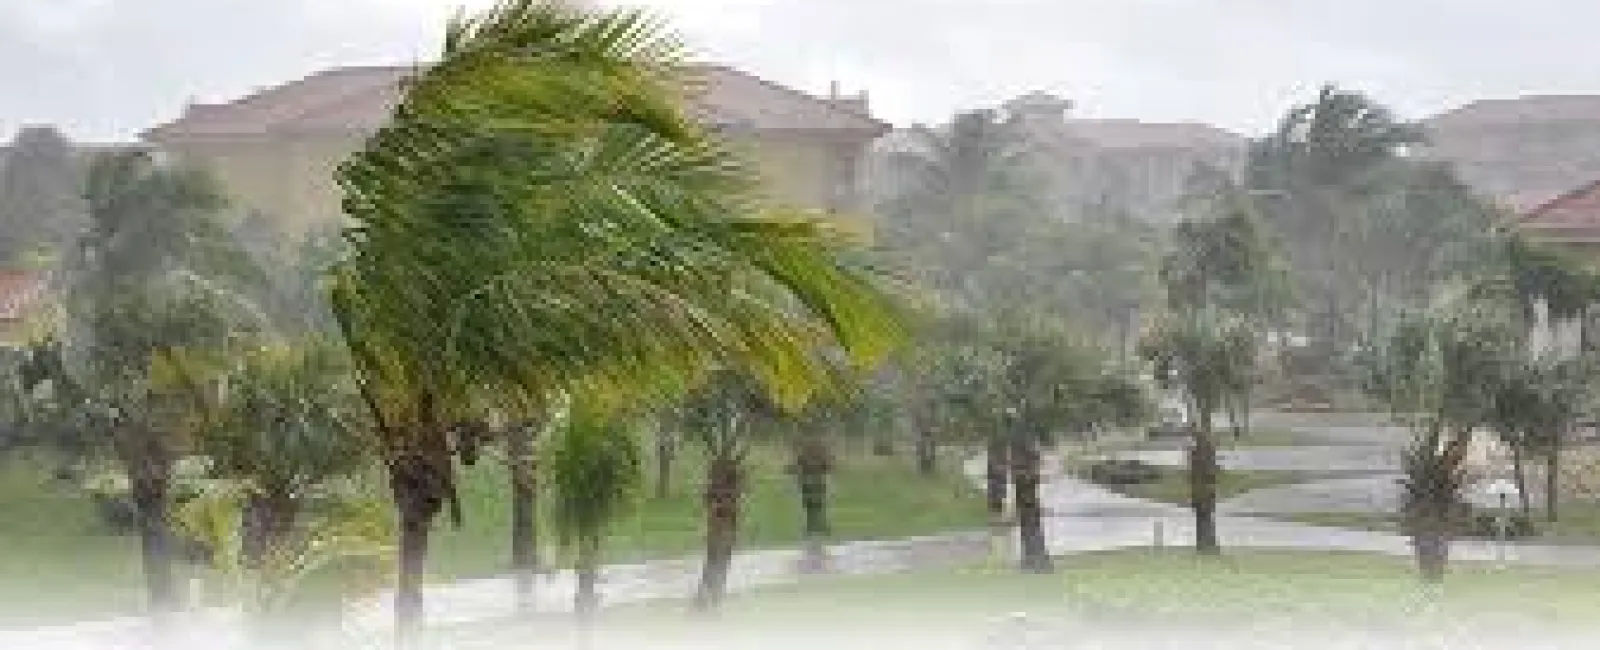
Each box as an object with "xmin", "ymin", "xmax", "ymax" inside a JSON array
[
  {"xmin": 161, "ymin": 131, "xmax": 870, "ymax": 237},
  {"xmin": 1425, "ymin": 122, "xmax": 1600, "ymax": 205}
]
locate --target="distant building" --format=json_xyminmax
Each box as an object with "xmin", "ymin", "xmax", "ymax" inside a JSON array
[
  {"xmin": 870, "ymin": 92, "xmax": 1248, "ymax": 221},
  {"xmin": 1421, "ymin": 95, "xmax": 1600, "ymax": 212},
  {"xmin": 1516, "ymin": 180, "xmax": 1600, "ymax": 356},
  {"xmin": 141, "ymin": 64, "xmax": 890, "ymax": 235},
  {"xmin": 0, "ymin": 269, "xmax": 48, "ymax": 347}
]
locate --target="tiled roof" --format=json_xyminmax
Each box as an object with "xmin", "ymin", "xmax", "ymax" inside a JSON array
[
  {"xmin": 143, "ymin": 63, "xmax": 887, "ymax": 141},
  {"xmin": 1521, "ymin": 179, "xmax": 1600, "ymax": 231},
  {"xmin": 1427, "ymin": 95, "xmax": 1600, "ymax": 129},
  {"xmin": 0, "ymin": 270, "xmax": 46, "ymax": 322}
]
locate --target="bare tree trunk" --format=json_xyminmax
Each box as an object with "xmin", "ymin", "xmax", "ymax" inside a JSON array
[
  {"xmin": 1189, "ymin": 423, "xmax": 1221, "ymax": 556},
  {"xmin": 985, "ymin": 435, "xmax": 1009, "ymax": 524},
  {"xmin": 573, "ymin": 535, "xmax": 600, "ymax": 622},
  {"xmin": 507, "ymin": 428, "xmax": 539, "ymax": 613},
  {"xmin": 694, "ymin": 453, "xmax": 742, "ymax": 611},
  {"xmin": 1010, "ymin": 435, "xmax": 1052, "ymax": 573}
]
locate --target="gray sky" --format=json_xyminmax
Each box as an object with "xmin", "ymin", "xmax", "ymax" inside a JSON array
[{"xmin": 4, "ymin": 0, "xmax": 1599, "ymax": 143}]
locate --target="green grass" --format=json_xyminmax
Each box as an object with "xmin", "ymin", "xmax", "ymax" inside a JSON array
[
  {"xmin": 434, "ymin": 549, "xmax": 1600, "ymax": 646},
  {"xmin": 428, "ymin": 443, "xmax": 984, "ymax": 580},
  {"xmin": 0, "ymin": 453, "xmax": 148, "ymax": 627},
  {"xmin": 0, "ymin": 443, "xmax": 985, "ymax": 627},
  {"xmin": 1282, "ymin": 503, "xmax": 1600, "ymax": 545}
]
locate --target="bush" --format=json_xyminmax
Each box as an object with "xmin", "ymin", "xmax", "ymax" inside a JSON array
[
  {"xmin": 1086, "ymin": 459, "xmax": 1163, "ymax": 486},
  {"xmin": 1459, "ymin": 511, "xmax": 1538, "ymax": 540}
]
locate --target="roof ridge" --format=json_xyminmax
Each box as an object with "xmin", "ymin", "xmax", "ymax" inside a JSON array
[
  {"xmin": 692, "ymin": 62, "xmax": 885, "ymax": 127},
  {"xmin": 1521, "ymin": 178, "xmax": 1600, "ymax": 222}
]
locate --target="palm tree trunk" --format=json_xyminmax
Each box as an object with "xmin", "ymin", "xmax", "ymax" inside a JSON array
[
  {"xmin": 1546, "ymin": 444, "xmax": 1562, "ymax": 523},
  {"xmin": 574, "ymin": 534, "xmax": 600, "ymax": 622},
  {"xmin": 795, "ymin": 438, "xmax": 831, "ymax": 574},
  {"xmin": 507, "ymin": 429, "xmax": 539, "ymax": 613},
  {"xmin": 1512, "ymin": 443, "xmax": 1531, "ymax": 517},
  {"xmin": 389, "ymin": 453, "xmax": 447, "ymax": 648},
  {"xmin": 654, "ymin": 430, "xmax": 674, "ymax": 499},
  {"xmin": 915, "ymin": 425, "xmax": 938, "ymax": 476},
  {"xmin": 694, "ymin": 452, "xmax": 742, "ymax": 611},
  {"xmin": 129, "ymin": 463, "xmax": 180, "ymax": 622},
  {"xmin": 1189, "ymin": 421, "xmax": 1221, "ymax": 556},
  {"xmin": 1010, "ymin": 435, "xmax": 1052, "ymax": 573},
  {"xmin": 985, "ymin": 435, "xmax": 1009, "ymax": 524},
  {"xmin": 1411, "ymin": 510, "xmax": 1450, "ymax": 584}
]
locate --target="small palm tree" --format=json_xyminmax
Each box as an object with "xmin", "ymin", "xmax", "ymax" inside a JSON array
[
  {"xmin": 1358, "ymin": 299, "xmax": 1518, "ymax": 582},
  {"xmin": 545, "ymin": 398, "xmax": 643, "ymax": 620}
]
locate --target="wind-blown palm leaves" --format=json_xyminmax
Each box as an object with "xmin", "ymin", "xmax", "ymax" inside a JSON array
[{"xmin": 330, "ymin": 0, "xmax": 902, "ymax": 636}]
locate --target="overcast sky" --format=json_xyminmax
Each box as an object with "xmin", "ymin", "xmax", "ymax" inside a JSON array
[{"xmin": 4, "ymin": 0, "xmax": 1599, "ymax": 143}]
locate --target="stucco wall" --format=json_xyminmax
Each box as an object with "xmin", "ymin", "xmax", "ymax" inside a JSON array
[{"xmin": 163, "ymin": 131, "xmax": 869, "ymax": 238}]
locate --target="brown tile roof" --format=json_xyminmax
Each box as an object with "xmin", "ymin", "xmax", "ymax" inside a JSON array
[
  {"xmin": 1521, "ymin": 179, "xmax": 1600, "ymax": 231},
  {"xmin": 1064, "ymin": 119, "xmax": 1245, "ymax": 150},
  {"xmin": 0, "ymin": 270, "xmax": 46, "ymax": 322},
  {"xmin": 143, "ymin": 63, "xmax": 887, "ymax": 141},
  {"xmin": 1427, "ymin": 95, "xmax": 1600, "ymax": 129}
]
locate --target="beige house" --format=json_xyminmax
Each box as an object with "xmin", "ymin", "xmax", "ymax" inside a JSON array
[{"xmin": 142, "ymin": 64, "xmax": 890, "ymax": 235}]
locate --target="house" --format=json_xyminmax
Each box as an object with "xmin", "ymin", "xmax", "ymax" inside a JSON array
[
  {"xmin": 0, "ymin": 270, "xmax": 48, "ymax": 347},
  {"xmin": 1421, "ymin": 95, "xmax": 1600, "ymax": 212},
  {"xmin": 140, "ymin": 64, "xmax": 890, "ymax": 236},
  {"xmin": 868, "ymin": 91, "xmax": 1248, "ymax": 222},
  {"xmin": 1516, "ymin": 180, "xmax": 1600, "ymax": 356}
]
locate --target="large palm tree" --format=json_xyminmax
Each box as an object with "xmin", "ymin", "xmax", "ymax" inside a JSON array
[{"xmin": 330, "ymin": 0, "xmax": 902, "ymax": 639}]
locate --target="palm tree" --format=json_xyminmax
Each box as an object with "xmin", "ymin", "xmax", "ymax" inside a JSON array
[
  {"xmin": 1139, "ymin": 307, "xmax": 1258, "ymax": 555},
  {"xmin": 1247, "ymin": 85, "xmax": 1426, "ymax": 351},
  {"xmin": 329, "ymin": 1, "xmax": 903, "ymax": 639},
  {"xmin": 47, "ymin": 150, "xmax": 257, "ymax": 624},
  {"xmin": 876, "ymin": 108, "xmax": 1040, "ymax": 306},
  {"xmin": 197, "ymin": 341, "xmax": 371, "ymax": 572},
  {"xmin": 675, "ymin": 370, "xmax": 779, "ymax": 610},
  {"xmin": 992, "ymin": 317, "xmax": 1147, "ymax": 573},
  {"xmin": 1358, "ymin": 299, "xmax": 1519, "ymax": 582},
  {"xmin": 545, "ymin": 397, "xmax": 642, "ymax": 620}
]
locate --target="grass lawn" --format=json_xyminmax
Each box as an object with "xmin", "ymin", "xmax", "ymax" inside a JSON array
[
  {"xmin": 0, "ymin": 443, "xmax": 985, "ymax": 628},
  {"xmin": 0, "ymin": 453, "xmax": 151, "ymax": 628},
  {"xmin": 434, "ymin": 550, "xmax": 1600, "ymax": 648},
  {"xmin": 1283, "ymin": 501, "xmax": 1600, "ymax": 545}
]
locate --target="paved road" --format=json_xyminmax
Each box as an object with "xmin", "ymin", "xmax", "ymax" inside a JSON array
[{"xmin": 10, "ymin": 429, "xmax": 1600, "ymax": 650}]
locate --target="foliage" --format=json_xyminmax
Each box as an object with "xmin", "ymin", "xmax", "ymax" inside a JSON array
[
  {"xmin": 544, "ymin": 401, "xmax": 644, "ymax": 551},
  {"xmin": 196, "ymin": 341, "xmax": 371, "ymax": 499},
  {"xmin": 1246, "ymin": 85, "xmax": 1495, "ymax": 350},
  {"xmin": 174, "ymin": 478, "xmax": 395, "ymax": 613},
  {"xmin": 1139, "ymin": 307, "xmax": 1258, "ymax": 420},
  {"xmin": 0, "ymin": 125, "xmax": 83, "ymax": 265}
]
